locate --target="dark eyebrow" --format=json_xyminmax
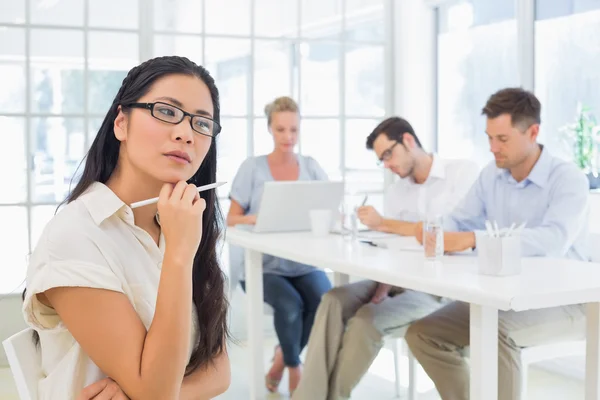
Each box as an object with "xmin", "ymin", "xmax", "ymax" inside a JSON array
[{"xmin": 155, "ymin": 96, "xmax": 213, "ymax": 118}]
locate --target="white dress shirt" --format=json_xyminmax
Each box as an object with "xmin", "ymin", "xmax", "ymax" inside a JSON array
[
  {"xmin": 22, "ymin": 182, "xmax": 199, "ymax": 400},
  {"xmin": 383, "ymin": 155, "xmax": 480, "ymax": 222}
]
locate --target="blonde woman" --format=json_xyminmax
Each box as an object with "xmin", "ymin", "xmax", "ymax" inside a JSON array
[{"xmin": 227, "ymin": 96, "xmax": 332, "ymax": 394}]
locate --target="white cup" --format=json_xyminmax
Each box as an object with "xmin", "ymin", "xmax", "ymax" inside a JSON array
[{"xmin": 309, "ymin": 209, "xmax": 332, "ymax": 237}]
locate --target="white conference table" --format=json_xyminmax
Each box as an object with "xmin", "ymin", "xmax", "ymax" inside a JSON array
[{"xmin": 226, "ymin": 228, "xmax": 600, "ymax": 400}]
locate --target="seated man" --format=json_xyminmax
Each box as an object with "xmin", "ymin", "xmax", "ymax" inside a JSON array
[
  {"xmin": 293, "ymin": 117, "xmax": 479, "ymax": 400},
  {"xmin": 407, "ymin": 87, "xmax": 590, "ymax": 400}
]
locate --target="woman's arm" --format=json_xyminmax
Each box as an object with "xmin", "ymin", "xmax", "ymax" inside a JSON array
[
  {"xmin": 45, "ymin": 251, "xmax": 193, "ymax": 400},
  {"xmin": 226, "ymin": 199, "xmax": 256, "ymax": 227},
  {"xmin": 179, "ymin": 350, "xmax": 231, "ymax": 400}
]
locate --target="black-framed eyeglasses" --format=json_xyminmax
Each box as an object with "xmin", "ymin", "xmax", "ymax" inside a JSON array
[
  {"xmin": 377, "ymin": 141, "xmax": 399, "ymax": 165},
  {"xmin": 123, "ymin": 102, "xmax": 222, "ymax": 138}
]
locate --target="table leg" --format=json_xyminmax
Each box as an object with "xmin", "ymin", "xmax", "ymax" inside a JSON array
[
  {"xmin": 586, "ymin": 302, "xmax": 600, "ymax": 400},
  {"xmin": 470, "ymin": 304, "xmax": 498, "ymax": 400},
  {"xmin": 245, "ymin": 249, "xmax": 264, "ymax": 400},
  {"xmin": 333, "ymin": 272, "xmax": 350, "ymax": 287}
]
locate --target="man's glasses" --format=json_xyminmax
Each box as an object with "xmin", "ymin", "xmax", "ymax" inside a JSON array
[
  {"xmin": 377, "ymin": 141, "xmax": 399, "ymax": 165},
  {"xmin": 123, "ymin": 102, "xmax": 221, "ymax": 138}
]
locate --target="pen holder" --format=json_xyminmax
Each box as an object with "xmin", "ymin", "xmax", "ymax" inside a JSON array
[{"xmin": 477, "ymin": 234, "xmax": 522, "ymax": 276}]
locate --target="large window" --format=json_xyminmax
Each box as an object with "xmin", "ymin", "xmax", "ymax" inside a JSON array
[
  {"xmin": 535, "ymin": 0, "xmax": 600, "ymax": 161},
  {"xmin": 436, "ymin": 0, "xmax": 519, "ymax": 166},
  {"xmin": 435, "ymin": 0, "xmax": 600, "ymax": 169},
  {"xmin": 0, "ymin": 0, "xmax": 140, "ymax": 294},
  {"xmin": 0, "ymin": 0, "xmax": 390, "ymax": 294}
]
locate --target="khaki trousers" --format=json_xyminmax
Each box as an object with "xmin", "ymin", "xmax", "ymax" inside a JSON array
[
  {"xmin": 293, "ymin": 280, "xmax": 443, "ymax": 400},
  {"xmin": 405, "ymin": 301, "xmax": 586, "ymax": 400}
]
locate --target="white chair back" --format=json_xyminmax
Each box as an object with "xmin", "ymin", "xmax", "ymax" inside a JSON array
[{"xmin": 2, "ymin": 328, "xmax": 42, "ymax": 400}]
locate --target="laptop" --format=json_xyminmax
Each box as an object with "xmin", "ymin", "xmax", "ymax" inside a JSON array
[{"xmin": 239, "ymin": 181, "xmax": 345, "ymax": 233}]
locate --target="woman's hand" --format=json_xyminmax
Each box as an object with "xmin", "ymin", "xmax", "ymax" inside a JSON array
[
  {"xmin": 158, "ymin": 181, "xmax": 206, "ymax": 264},
  {"xmin": 78, "ymin": 378, "xmax": 129, "ymax": 400}
]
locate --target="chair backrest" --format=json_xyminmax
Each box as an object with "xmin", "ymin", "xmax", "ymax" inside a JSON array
[
  {"xmin": 2, "ymin": 328, "xmax": 42, "ymax": 400},
  {"xmin": 591, "ymin": 233, "xmax": 600, "ymax": 262}
]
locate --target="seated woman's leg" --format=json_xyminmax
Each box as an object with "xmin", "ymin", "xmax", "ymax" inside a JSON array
[
  {"xmin": 289, "ymin": 269, "xmax": 333, "ymax": 350},
  {"xmin": 286, "ymin": 270, "xmax": 332, "ymax": 394},
  {"xmin": 261, "ymin": 273, "xmax": 305, "ymax": 368}
]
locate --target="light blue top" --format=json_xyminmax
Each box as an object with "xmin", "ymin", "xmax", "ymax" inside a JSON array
[
  {"xmin": 445, "ymin": 146, "xmax": 590, "ymax": 261},
  {"xmin": 229, "ymin": 155, "xmax": 329, "ymax": 278}
]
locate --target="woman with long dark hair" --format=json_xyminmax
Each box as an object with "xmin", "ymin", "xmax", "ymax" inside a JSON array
[{"xmin": 22, "ymin": 56, "xmax": 230, "ymax": 399}]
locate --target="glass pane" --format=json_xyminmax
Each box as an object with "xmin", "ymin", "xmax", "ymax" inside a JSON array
[
  {"xmin": 0, "ymin": 0, "xmax": 24, "ymax": 24},
  {"xmin": 300, "ymin": 119, "xmax": 340, "ymax": 179},
  {"xmin": 254, "ymin": 40, "xmax": 294, "ymax": 116},
  {"xmin": 205, "ymin": 39, "xmax": 251, "ymax": 117},
  {"xmin": 437, "ymin": 0, "xmax": 518, "ymax": 167},
  {"xmin": 300, "ymin": 42, "xmax": 340, "ymax": 116},
  {"xmin": 89, "ymin": 0, "xmax": 139, "ymax": 29},
  {"xmin": 154, "ymin": 35, "xmax": 203, "ymax": 65},
  {"xmin": 253, "ymin": 118, "xmax": 274, "ymax": 156},
  {"xmin": 217, "ymin": 118, "xmax": 248, "ymax": 198},
  {"xmin": 345, "ymin": 0, "xmax": 385, "ymax": 42},
  {"xmin": 88, "ymin": 32, "xmax": 138, "ymax": 114},
  {"xmin": 536, "ymin": 0, "xmax": 600, "ymax": 20},
  {"xmin": 31, "ymin": 118, "xmax": 86, "ymax": 203},
  {"xmin": 0, "ymin": 207, "xmax": 28, "ymax": 294},
  {"xmin": 345, "ymin": 44, "xmax": 385, "ymax": 116},
  {"xmin": 0, "ymin": 117, "xmax": 27, "ymax": 203},
  {"xmin": 31, "ymin": 0, "xmax": 84, "ymax": 26},
  {"xmin": 345, "ymin": 170, "xmax": 384, "ymax": 195},
  {"xmin": 31, "ymin": 29, "xmax": 84, "ymax": 114},
  {"xmin": 205, "ymin": 0, "xmax": 250, "ymax": 35},
  {"xmin": 301, "ymin": 0, "xmax": 342, "ymax": 39},
  {"xmin": 88, "ymin": 118, "xmax": 104, "ymax": 150},
  {"xmin": 154, "ymin": 0, "xmax": 203, "ymax": 33},
  {"xmin": 535, "ymin": 3, "xmax": 600, "ymax": 162},
  {"xmin": 31, "ymin": 205, "xmax": 57, "ymax": 249},
  {"xmin": 345, "ymin": 118, "xmax": 379, "ymax": 169},
  {"xmin": 0, "ymin": 28, "xmax": 26, "ymax": 113},
  {"xmin": 255, "ymin": 0, "xmax": 298, "ymax": 37}
]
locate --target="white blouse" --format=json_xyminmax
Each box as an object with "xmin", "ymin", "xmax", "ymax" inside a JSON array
[{"xmin": 23, "ymin": 182, "xmax": 199, "ymax": 400}]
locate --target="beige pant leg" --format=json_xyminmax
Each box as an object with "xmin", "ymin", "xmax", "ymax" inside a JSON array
[
  {"xmin": 292, "ymin": 280, "xmax": 377, "ymax": 400},
  {"xmin": 405, "ymin": 301, "xmax": 585, "ymax": 400},
  {"xmin": 329, "ymin": 290, "xmax": 443, "ymax": 400}
]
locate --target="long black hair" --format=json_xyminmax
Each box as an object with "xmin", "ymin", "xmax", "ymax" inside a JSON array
[{"xmin": 63, "ymin": 56, "xmax": 228, "ymax": 373}]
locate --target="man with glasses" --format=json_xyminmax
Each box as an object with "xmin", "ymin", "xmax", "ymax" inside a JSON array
[{"xmin": 294, "ymin": 117, "xmax": 478, "ymax": 400}]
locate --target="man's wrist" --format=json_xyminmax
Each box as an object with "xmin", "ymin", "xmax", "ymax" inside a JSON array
[{"xmin": 462, "ymin": 232, "xmax": 476, "ymax": 250}]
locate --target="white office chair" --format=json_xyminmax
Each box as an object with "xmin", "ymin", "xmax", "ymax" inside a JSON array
[
  {"xmin": 389, "ymin": 329, "xmax": 418, "ymax": 400},
  {"xmin": 2, "ymin": 328, "xmax": 42, "ymax": 400}
]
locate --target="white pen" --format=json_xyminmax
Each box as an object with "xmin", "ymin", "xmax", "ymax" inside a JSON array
[
  {"xmin": 493, "ymin": 221, "xmax": 500, "ymax": 237},
  {"xmin": 505, "ymin": 222, "xmax": 516, "ymax": 237},
  {"xmin": 130, "ymin": 181, "xmax": 227, "ymax": 209},
  {"xmin": 516, "ymin": 221, "xmax": 527, "ymax": 233}
]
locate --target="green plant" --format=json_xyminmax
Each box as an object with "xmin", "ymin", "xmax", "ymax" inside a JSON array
[{"xmin": 561, "ymin": 103, "xmax": 599, "ymax": 174}]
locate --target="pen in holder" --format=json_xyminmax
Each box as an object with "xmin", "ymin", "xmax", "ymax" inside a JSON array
[{"xmin": 477, "ymin": 233, "xmax": 522, "ymax": 276}]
